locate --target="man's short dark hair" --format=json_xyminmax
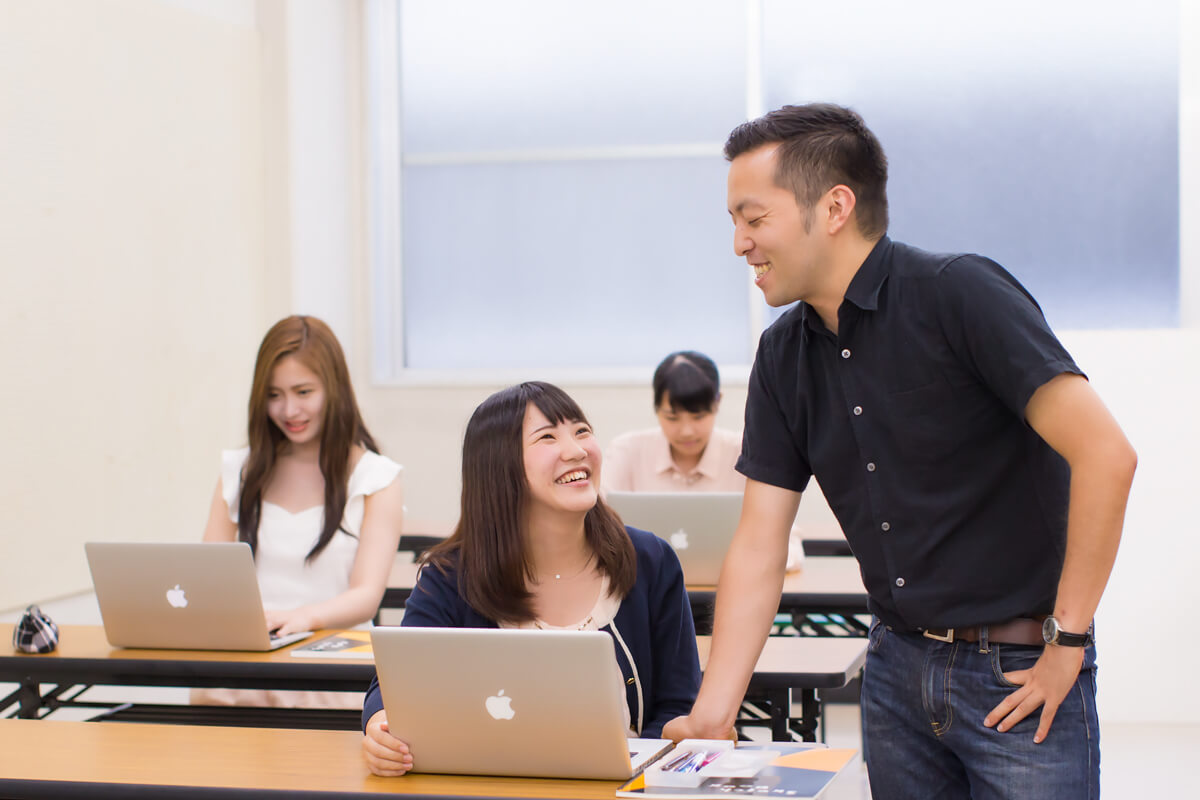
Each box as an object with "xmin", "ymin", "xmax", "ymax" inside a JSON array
[{"xmin": 724, "ymin": 103, "xmax": 889, "ymax": 239}]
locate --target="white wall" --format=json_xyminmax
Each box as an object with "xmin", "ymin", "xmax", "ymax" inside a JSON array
[{"xmin": 0, "ymin": 0, "xmax": 268, "ymax": 609}]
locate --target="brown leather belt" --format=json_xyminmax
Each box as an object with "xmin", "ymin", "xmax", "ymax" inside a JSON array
[{"xmin": 921, "ymin": 617, "xmax": 1045, "ymax": 646}]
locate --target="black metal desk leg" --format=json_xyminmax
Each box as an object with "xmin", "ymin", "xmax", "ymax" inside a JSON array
[
  {"xmin": 789, "ymin": 688, "xmax": 820, "ymax": 742},
  {"xmin": 767, "ymin": 688, "xmax": 790, "ymax": 741},
  {"xmin": 16, "ymin": 679, "xmax": 43, "ymax": 719}
]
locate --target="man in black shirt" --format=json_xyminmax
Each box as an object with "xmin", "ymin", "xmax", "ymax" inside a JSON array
[{"xmin": 664, "ymin": 104, "xmax": 1136, "ymax": 799}]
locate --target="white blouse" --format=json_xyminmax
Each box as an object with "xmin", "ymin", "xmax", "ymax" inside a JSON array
[
  {"xmin": 194, "ymin": 447, "xmax": 402, "ymax": 710},
  {"xmin": 220, "ymin": 447, "xmax": 403, "ymax": 611}
]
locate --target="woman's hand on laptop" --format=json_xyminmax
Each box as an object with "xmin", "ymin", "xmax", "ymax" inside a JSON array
[
  {"xmin": 363, "ymin": 711, "xmax": 414, "ymax": 776},
  {"xmin": 264, "ymin": 608, "xmax": 318, "ymax": 638}
]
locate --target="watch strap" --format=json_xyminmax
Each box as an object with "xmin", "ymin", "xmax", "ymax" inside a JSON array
[
  {"xmin": 1052, "ymin": 628, "xmax": 1093, "ymax": 647},
  {"xmin": 1043, "ymin": 616, "xmax": 1094, "ymax": 647}
]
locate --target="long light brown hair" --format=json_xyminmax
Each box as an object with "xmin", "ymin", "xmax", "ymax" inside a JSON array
[
  {"xmin": 423, "ymin": 382, "xmax": 636, "ymax": 623},
  {"xmin": 239, "ymin": 315, "xmax": 378, "ymax": 561}
]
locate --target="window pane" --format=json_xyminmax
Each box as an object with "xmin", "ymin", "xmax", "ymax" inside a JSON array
[
  {"xmin": 401, "ymin": 158, "xmax": 751, "ymax": 369},
  {"xmin": 400, "ymin": 0, "xmax": 747, "ymax": 152},
  {"xmin": 763, "ymin": 0, "xmax": 1179, "ymax": 329}
]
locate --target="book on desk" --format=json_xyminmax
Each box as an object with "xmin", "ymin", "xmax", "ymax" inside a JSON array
[
  {"xmin": 617, "ymin": 740, "xmax": 855, "ymax": 799},
  {"xmin": 290, "ymin": 630, "xmax": 374, "ymax": 659}
]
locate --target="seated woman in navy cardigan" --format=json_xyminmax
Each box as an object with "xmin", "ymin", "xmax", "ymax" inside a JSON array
[{"xmin": 362, "ymin": 381, "xmax": 702, "ymax": 777}]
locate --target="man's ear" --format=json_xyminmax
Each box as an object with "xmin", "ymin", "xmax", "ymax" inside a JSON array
[{"xmin": 823, "ymin": 184, "xmax": 858, "ymax": 235}]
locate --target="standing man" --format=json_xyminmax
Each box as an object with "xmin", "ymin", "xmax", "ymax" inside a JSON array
[{"xmin": 664, "ymin": 104, "xmax": 1136, "ymax": 799}]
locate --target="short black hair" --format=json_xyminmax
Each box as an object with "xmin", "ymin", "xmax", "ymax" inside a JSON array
[
  {"xmin": 652, "ymin": 352, "xmax": 720, "ymax": 414},
  {"xmin": 724, "ymin": 103, "xmax": 888, "ymax": 239}
]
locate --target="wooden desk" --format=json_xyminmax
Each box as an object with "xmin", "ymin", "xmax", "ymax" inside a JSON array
[
  {"xmin": 0, "ymin": 625, "xmax": 372, "ymax": 726},
  {"xmin": 698, "ymin": 635, "xmax": 865, "ymax": 742},
  {"xmin": 0, "ymin": 718, "xmax": 619, "ymax": 799},
  {"xmin": 386, "ymin": 554, "xmax": 869, "ymax": 621},
  {"xmin": 685, "ymin": 557, "xmax": 867, "ymax": 615},
  {"xmin": 1, "ymin": 625, "xmax": 864, "ymax": 742}
]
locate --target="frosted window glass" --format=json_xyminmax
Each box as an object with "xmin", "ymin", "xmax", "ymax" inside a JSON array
[
  {"xmin": 763, "ymin": 0, "xmax": 1178, "ymax": 329},
  {"xmin": 400, "ymin": 0, "xmax": 746, "ymax": 152},
  {"xmin": 402, "ymin": 158, "xmax": 751, "ymax": 369}
]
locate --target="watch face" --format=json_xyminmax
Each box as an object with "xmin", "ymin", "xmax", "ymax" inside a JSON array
[{"xmin": 1042, "ymin": 616, "xmax": 1058, "ymax": 643}]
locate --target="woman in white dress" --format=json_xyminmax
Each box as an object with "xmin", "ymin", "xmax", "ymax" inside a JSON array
[{"xmin": 197, "ymin": 315, "xmax": 404, "ymax": 707}]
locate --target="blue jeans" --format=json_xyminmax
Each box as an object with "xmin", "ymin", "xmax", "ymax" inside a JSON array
[{"xmin": 861, "ymin": 620, "xmax": 1099, "ymax": 800}]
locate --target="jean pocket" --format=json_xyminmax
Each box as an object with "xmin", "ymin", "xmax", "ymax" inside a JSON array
[
  {"xmin": 989, "ymin": 643, "xmax": 1042, "ymax": 688},
  {"xmin": 867, "ymin": 617, "xmax": 887, "ymax": 654}
]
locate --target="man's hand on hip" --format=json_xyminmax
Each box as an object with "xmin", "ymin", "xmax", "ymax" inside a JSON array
[{"xmin": 983, "ymin": 643, "xmax": 1085, "ymax": 743}]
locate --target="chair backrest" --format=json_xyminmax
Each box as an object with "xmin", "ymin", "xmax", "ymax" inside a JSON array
[{"xmin": 397, "ymin": 534, "xmax": 446, "ymax": 559}]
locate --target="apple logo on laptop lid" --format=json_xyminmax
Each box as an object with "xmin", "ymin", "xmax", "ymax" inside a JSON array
[
  {"xmin": 485, "ymin": 689, "xmax": 515, "ymax": 720},
  {"xmin": 670, "ymin": 529, "xmax": 690, "ymax": 550},
  {"xmin": 166, "ymin": 584, "xmax": 189, "ymax": 608}
]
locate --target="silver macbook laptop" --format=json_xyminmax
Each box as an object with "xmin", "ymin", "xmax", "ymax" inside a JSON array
[
  {"xmin": 370, "ymin": 627, "xmax": 671, "ymax": 780},
  {"xmin": 606, "ymin": 491, "xmax": 742, "ymax": 584},
  {"xmin": 84, "ymin": 542, "xmax": 311, "ymax": 651}
]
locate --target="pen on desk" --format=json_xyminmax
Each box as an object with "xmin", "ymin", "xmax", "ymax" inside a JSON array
[
  {"xmin": 660, "ymin": 750, "xmax": 694, "ymax": 772},
  {"xmin": 675, "ymin": 751, "xmax": 706, "ymax": 773},
  {"xmin": 696, "ymin": 750, "xmax": 723, "ymax": 770}
]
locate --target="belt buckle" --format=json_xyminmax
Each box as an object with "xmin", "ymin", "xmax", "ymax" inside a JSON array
[{"xmin": 922, "ymin": 628, "xmax": 955, "ymax": 643}]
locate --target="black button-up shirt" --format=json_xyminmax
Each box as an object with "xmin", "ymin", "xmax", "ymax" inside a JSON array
[{"xmin": 737, "ymin": 237, "xmax": 1081, "ymax": 630}]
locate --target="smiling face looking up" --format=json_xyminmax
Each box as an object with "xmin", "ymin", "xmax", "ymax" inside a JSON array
[{"xmin": 521, "ymin": 403, "xmax": 602, "ymax": 519}]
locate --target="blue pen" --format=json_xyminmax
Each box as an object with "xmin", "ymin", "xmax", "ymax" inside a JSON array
[
  {"xmin": 661, "ymin": 750, "xmax": 695, "ymax": 772},
  {"xmin": 676, "ymin": 751, "xmax": 706, "ymax": 773}
]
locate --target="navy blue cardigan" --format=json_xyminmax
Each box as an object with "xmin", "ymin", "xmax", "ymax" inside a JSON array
[{"xmin": 361, "ymin": 527, "xmax": 700, "ymax": 738}]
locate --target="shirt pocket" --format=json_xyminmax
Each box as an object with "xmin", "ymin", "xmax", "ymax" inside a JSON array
[{"xmin": 885, "ymin": 381, "xmax": 962, "ymax": 463}]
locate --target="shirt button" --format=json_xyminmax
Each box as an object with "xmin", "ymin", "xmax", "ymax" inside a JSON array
[
  {"xmin": 841, "ymin": 349, "xmax": 852, "ymax": 359},
  {"xmin": 866, "ymin": 462, "xmax": 876, "ymax": 472},
  {"xmin": 881, "ymin": 522, "xmax": 890, "ymax": 532},
  {"xmin": 853, "ymin": 406, "xmax": 863, "ymax": 415},
  {"xmin": 895, "ymin": 577, "xmax": 905, "ymax": 587}
]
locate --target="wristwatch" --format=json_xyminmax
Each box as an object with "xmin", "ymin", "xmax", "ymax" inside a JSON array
[{"xmin": 1041, "ymin": 616, "xmax": 1094, "ymax": 647}]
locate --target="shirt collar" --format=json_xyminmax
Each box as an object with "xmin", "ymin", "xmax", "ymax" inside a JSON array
[
  {"xmin": 651, "ymin": 433, "xmax": 677, "ymax": 476},
  {"xmin": 798, "ymin": 236, "xmax": 892, "ymax": 343},
  {"xmin": 652, "ymin": 430, "xmax": 719, "ymax": 480},
  {"xmin": 843, "ymin": 235, "xmax": 891, "ymax": 312}
]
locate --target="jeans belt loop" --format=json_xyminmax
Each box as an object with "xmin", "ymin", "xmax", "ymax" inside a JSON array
[
  {"xmin": 979, "ymin": 623, "xmax": 990, "ymax": 654},
  {"xmin": 922, "ymin": 628, "xmax": 955, "ymax": 643}
]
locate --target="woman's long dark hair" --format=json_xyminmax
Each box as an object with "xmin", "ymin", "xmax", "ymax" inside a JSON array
[
  {"xmin": 423, "ymin": 381, "xmax": 636, "ymax": 623},
  {"xmin": 238, "ymin": 315, "xmax": 378, "ymax": 561}
]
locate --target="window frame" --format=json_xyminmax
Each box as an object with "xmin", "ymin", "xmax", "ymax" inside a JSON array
[{"xmin": 363, "ymin": 0, "xmax": 1194, "ymax": 387}]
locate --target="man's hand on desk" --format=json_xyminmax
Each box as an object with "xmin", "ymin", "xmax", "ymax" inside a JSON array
[
  {"xmin": 363, "ymin": 711, "xmax": 414, "ymax": 776},
  {"xmin": 662, "ymin": 714, "xmax": 737, "ymax": 744}
]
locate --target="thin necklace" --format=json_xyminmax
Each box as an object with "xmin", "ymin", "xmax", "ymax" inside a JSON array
[
  {"xmin": 533, "ymin": 614, "xmax": 595, "ymax": 631},
  {"xmin": 539, "ymin": 554, "xmax": 594, "ymax": 583}
]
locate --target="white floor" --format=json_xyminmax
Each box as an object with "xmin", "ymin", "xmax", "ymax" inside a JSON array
[{"xmin": 4, "ymin": 593, "xmax": 1195, "ymax": 798}]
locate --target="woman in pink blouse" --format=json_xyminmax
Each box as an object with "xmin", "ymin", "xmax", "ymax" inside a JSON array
[{"xmin": 604, "ymin": 351, "xmax": 803, "ymax": 569}]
